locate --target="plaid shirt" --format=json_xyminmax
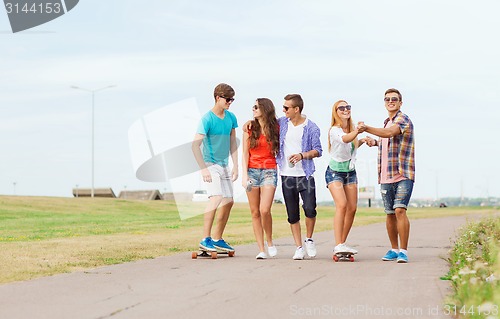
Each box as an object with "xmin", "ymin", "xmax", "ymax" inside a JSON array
[
  {"xmin": 378, "ymin": 110, "xmax": 415, "ymax": 182},
  {"xmin": 276, "ymin": 116, "xmax": 322, "ymax": 179}
]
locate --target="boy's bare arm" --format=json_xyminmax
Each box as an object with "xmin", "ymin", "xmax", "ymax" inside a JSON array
[
  {"xmin": 192, "ymin": 134, "xmax": 211, "ymax": 182},
  {"xmin": 230, "ymin": 129, "xmax": 238, "ymax": 181},
  {"xmin": 357, "ymin": 121, "xmax": 401, "ymax": 138}
]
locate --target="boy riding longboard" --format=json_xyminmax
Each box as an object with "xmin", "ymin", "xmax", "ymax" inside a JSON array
[{"xmin": 191, "ymin": 83, "xmax": 239, "ymax": 260}]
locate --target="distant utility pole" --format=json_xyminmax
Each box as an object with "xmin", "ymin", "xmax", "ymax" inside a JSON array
[{"xmin": 71, "ymin": 84, "xmax": 116, "ymax": 198}]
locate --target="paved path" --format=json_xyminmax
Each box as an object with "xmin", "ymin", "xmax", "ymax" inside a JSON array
[{"xmin": 0, "ymin": 215, "xmax": 477, "ymax": 319}]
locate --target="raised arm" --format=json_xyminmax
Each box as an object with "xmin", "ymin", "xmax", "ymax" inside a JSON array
[
  {"xmin": 358, "ymin": 121, "xmax": 401, "ymax": 138},
  {"xmin": 341, "ymin": 129, "xmax": 360, "ymax": 144},
  {"xmin": 242, "ymin": 120, "xmax": 253, "ymax": 133}
]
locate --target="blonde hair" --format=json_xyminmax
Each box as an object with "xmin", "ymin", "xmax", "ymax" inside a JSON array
[{"xmin": 328, "ymin": 100, "xmax": 358, "ymax": 152}]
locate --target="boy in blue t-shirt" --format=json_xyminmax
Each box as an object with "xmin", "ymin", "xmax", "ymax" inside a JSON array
[{"xmin": 192, "ymin": 83, "xmax": 238, "ymax": 253}]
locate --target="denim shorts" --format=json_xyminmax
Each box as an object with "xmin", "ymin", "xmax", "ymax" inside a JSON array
[
  {"xmin": 380, "ymin": 179, "xmax": 414, "ymax": 214},
  {"xmin": 247, "ymin": 168, "xmax": 277, "ymax": 187},
  {"xmin": 325, "ymin": 167, "xmax": 357, "ymax": 187}
]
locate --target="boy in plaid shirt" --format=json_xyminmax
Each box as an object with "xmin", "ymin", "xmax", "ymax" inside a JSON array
[{"xmin": 357, "ymin": 88, "xmax": 415, "ymax": 263}]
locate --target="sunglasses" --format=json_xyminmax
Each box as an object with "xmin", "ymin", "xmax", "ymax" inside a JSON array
[
  {"xmin": 252, "ymin": 105, "xmax": 259, "ymax": 110},
  {"xmin": 384, "ymin": 97, "xmax": 400, "ymax": 102},
  {"xmin": 220, "ymin": 96, "xmax": 235, "ymax": 103},
  {"xmin": 283, "ymin": 105, "xmax": 297, "ymax": 111},
  {"xmin": 337, "ymin": 105, "xmax": 351, "ymax": 112}
]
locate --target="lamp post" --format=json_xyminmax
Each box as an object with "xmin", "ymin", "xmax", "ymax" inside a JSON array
[{"xmin": 71, "ymin": 85, "xmax": 116, "ymax": 198}]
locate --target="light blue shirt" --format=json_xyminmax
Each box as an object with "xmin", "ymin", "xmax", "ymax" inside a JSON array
[{"xmin": 197, "ymin": 110, "xmax": 238, "ymax": 166}]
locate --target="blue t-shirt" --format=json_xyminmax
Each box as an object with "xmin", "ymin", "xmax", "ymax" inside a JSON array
[{"xmin": 197, "ymin": 110, "xmax": 238, "ymax": 166}]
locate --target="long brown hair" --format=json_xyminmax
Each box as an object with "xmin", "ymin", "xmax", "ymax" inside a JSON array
[
  {"xmin": 328, "ymin": 99, "xmax": 358, "ymax": 152},
  {"xmin": 249, "ymin": 98, "xmax": 279, "ymax": 156}
]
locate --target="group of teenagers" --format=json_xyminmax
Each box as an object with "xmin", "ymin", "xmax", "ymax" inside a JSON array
[{"xmin": 192, "ymin": 83, "xmax": 415, "ymax": 263}]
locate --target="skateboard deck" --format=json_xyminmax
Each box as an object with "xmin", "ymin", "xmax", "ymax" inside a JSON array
[
  {"xmin": 333, "ymin": 252, "xmax": 355, "ymax": 262},
  {"xmin": 192, "ymin": 248, "xmax": 235, "ymax": 259}
]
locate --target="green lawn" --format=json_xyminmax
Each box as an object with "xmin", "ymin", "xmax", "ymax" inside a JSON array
[{"xmin": 0, "ymin": 195, "xmax": 497, "ymax": 284}]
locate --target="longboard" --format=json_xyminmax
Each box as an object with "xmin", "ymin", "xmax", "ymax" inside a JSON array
[
  {"xmin": 333, "ymin": 252, "xmax": 355, "ymax": 262},
  {"xmin": 192, "ymin": 248, "xmax": 235, "ymax": 259}
]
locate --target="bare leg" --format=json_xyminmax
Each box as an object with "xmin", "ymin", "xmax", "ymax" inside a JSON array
[
  {"xmin": 290, "ymin": 222, "xmax": 302, "ymax": 247},
  {"xmin": 386, "ymin": 214, "xmax": 399, "ymax": 249},
  {"xmin": 212, "ymin": 197, "xmax": 233, "ymax": 239},
  {"xmin": 305, "ymin": 217, "xmax": 316, "ymax": 239},
  {"xmin": 342, "ymin": 183, "xmax": 358, "ymax": 243},
  {"xmin": 328, "ymin": 182, "xmax": 347, "ymax": 245},
  {"xmin": 259, "ymin": 186, "xmax": 276, "ymax": 247},
  {"xmin": 203, "ymin": 195, "xmax": 222, "ymax": 238},
  {"xmin": 247, "ymin": 187, "xmax": 264, "ymax": 252},
  {"xmin": 395, "ymin": 207, "xmax": 410, "ymax": 249}
]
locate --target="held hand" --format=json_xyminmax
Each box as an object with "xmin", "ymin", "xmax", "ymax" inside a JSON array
[
  {"xmin": 357, "ymin": 121, "xmax": 367, "ymax": 133},
  {"xmin": 202, "ymin": 168, "xmax": 212, "ymax": 183},
  {"xmin": 364, "ymin": 136, "xmax": 377, "ymax": 147}
]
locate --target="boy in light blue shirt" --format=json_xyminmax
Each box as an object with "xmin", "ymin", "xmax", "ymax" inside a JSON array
[{"xmin": 192, "ymin": 83, "xmax": 238, "ymax": 253}]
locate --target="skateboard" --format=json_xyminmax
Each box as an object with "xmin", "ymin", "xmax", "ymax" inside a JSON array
[
  {"xmin": 192, "ymin": 248, "xmax": 235, "ymax": 259},
  {"xmin": 333, "ymin": 252, "xmax": 355, "ymax": 262}
]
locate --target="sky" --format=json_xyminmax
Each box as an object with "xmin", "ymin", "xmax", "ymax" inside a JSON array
[{"xmin": 1, "ymin": 0, "xmax": 499, "ymax": 203}]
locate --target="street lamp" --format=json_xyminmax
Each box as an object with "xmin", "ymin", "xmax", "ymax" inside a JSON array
[{"xmin": 71, "ymin": 85, "xmax": 116, "ymax": 198}]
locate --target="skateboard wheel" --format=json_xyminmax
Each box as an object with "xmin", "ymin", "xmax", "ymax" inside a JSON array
[
  {"xmin": 333, "ymin": 255, "xmax": 339, "ymax": 262},
  {"xmin": 228, "ymin": 251, "xmax": 235, "ymax": 257},
  {"xmin": 210, "ymin": 252, "xmax": 217, "ymax": 259},
  {"xmin": 349, "ymin": 256, "xmax": 355, "ymax": 262},
  {"xmin": 192, "ymin": 252, "xmax": 198, "ymax": 259}
]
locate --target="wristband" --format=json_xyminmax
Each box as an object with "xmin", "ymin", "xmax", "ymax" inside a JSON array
[{"xmin": 299, "ymin": 153, "xmax": 304, "ymax": 160}]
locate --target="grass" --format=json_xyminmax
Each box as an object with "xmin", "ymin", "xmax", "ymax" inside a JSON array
[
  {"xmin": 442, "ymin": 218, "xmax": 500, "ymax": 318},
  {"xmin": 0, "ymin": 195, "xmax": 497, "ymax": 284}
]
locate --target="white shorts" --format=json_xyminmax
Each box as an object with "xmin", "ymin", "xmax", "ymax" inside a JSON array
[{"xmin": 205, "ymin": 163, "xmax": 233, "ymax": 198}]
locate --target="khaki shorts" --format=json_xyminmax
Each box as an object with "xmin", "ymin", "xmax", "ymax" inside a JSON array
[{"xmin": 205, "ymin": 163, "xmax": 234, "ymax": 198}]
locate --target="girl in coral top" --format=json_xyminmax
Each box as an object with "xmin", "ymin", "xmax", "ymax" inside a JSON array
[{"xmin": 242, "ymin": 98, "xmax": 280, "ymax": 259}]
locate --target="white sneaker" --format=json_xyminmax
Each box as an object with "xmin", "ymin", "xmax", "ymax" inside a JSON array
[
  {"xmin": 334, "ymin": 243, "xmax": 358, "ymax": 254},
  {"xmin": 333, "ymin": 243, "xmax": 358, "ymax": 254},
  {"xmin": 267, "ymin": 245, "xmax": 277, "ymax": 257},
  {"xmin": 256, "ymin": 252, "xmax": 268, "ymax": 259},
  {"xmin": 292, "ymin": 247, "xmax": 305, "ymax": 260},
  {"xmin": 343, "ymin": 243, "xmax": 358, "ymax": 254},
  {"xmin": 333, "ymin": 243, "xmax": 346, "ymax": 254},
  {"xmin": 304, "ymin": 238, "xmax": 317, "ymax": 258}
]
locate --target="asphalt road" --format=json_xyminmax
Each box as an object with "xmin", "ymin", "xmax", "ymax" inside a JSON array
[{"xmin": 0, "ymin": 215, "xmax": 477, "ymax": 319}]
